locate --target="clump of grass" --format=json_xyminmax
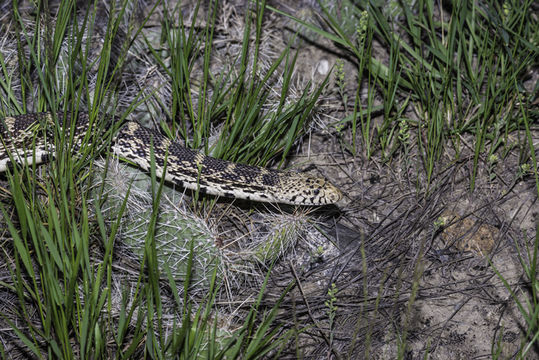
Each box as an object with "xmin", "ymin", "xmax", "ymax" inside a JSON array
[
  {"xmin": 270, "ymin": 0, "xmax": 537, "ymax": 189},
  {"xmin": 0, "ymin": 0, "xmax": 334, "ymax": 357},
  {"xmin": 267, "ymin": 2, "xmax": 537, "ymax": 357},
  {"xmin": 150, "ymin": 0, "xmax": 330, "ymax": 170}
]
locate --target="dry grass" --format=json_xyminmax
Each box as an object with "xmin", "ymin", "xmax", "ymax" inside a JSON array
[{"xmin": 0, "ymin": 0, "xmax": 537, "ymax": 359}]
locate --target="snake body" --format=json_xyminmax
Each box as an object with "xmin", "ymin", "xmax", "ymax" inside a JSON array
[{"xmin": 0, "ymin": 112, "xmax": 341, "ymax": 205}]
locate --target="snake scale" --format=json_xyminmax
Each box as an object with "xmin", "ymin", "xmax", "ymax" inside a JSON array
[{"xmin": 0, "ymin": 112, "xmax": 342, "ymax": 205}]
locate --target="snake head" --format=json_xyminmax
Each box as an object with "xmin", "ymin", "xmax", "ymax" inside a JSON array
[{"xmin": 278, "ymin": 173, "xmax": 342, "ymax": 205}]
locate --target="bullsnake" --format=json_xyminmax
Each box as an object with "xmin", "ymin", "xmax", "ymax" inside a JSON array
[{"xmin": 0, "ymin": 112, "xmax": 342, "ymax": 205}]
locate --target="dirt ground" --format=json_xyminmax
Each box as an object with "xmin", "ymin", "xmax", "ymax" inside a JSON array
[
  {"xmin": 0, "ymin": 0, "xmax": 537, "ymax": 359},
  {"xmin": 271, "ymin": 2, "xmax": 538, "ymax": 358}
]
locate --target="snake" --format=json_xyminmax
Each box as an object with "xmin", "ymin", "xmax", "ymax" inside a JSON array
[{"xmin": 0, "ymin": 112, "xmax": 342, "ymax": 205}]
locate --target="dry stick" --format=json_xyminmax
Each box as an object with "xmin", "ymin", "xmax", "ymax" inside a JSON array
[{"xmin": 288, "ymin": 260, "xmax": 343, "ymax": 360}]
